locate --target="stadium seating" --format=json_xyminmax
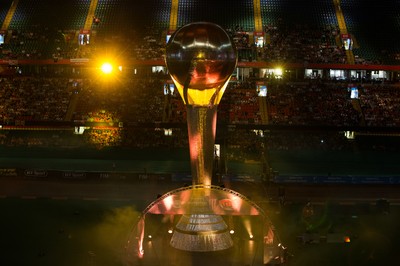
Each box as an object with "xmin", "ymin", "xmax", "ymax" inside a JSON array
[
  {"xmin": 359, "ymin": 84, "xmax": 400, "ymax": 127},
  {"xmin": 0, "ymin": 1, "xmax": 399, "ymax": 131},
  {"xmin": 177, "ymin": 0, "xmax": 254, "ymax": 31},
  {"xmin": 266, "ymin": 81, "xmax": 361, "ymax": 126},
  {"xmin": 260, "ymin": 0, "xmax": 338, "ymax": 27},
  {"xmin": 0, "ymin": 0, "xmax": 14, "ymax": 26},
  {"xmin": 2, "ymin": 0, "xmax": 398, "ymax": 65},
  {"xmin": 341, "ymin": 0, "xmax": 400, "ymax": 65},
  {"xmin": 0, "ymin": 77, "xmax": 71, "ymax": 123},
  {"xmin": 94, "ymin": 0, "xmax": 171, "ymax": 36}
]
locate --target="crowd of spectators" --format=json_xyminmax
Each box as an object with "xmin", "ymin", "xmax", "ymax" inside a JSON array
[
  {"xmin": 72, "ymin": 76, "xmax": 165, "ymax": 124},
  {"xmin": 358, "ymin": 84, "xmax": 400, "ymax": 127},
  {"xmin": 0, "ymin": 22, "xmax": 354, "ymax": 64},
  {"xmin": 2, "ymin": 75, "xmax": 400, "ymax": 128},
  {"xmin": 0, "ymin": 76, "xmax": 71, "ymax": 124},
  {"xmin": 0, "ymin": 26, "xmax": 79, "ymax": 60},
  {"xmin": 3, "ymin": 0, "xmax": 399, "ymax": 66},
  {"xmin": 92, "ymin": 28, "xmax": 165, "ymax": 61},
  {"xmin": 219, "ymin": 80, "xmax": 261, "ymax": 124},
  {"xmin": 3, "ymin": 21, "xmax": 390, "ymax": 67},
  {"xmin": 166, "ymin": 92, "xmax": 186, "ymax": 123},
  {"xmin": 266, "ymin": 80, "xmax": 362, "ymax": 126},
  {"xmin": 0, "ymin": 24, "xmax": 165, "ymax": 61},
  {"xmin": 261, "ymin": 24, "xmax": 347, "ymax": 64}
]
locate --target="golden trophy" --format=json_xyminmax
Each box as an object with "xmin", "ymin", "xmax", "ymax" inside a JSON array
[
  {"xmin": 166, "ymin": 22, "xmax": 237, "ymax": 252},
  {"xmin": 126, "ymin": 23, "xmax": 281, "ymax": 264}
]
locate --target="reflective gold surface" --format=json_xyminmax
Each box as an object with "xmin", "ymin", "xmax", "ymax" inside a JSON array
[{"xmin": 166, "ymin": 22, "xmax": 237, "ymax": 107}]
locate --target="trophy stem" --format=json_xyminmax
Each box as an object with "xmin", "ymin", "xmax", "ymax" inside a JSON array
[{"xmin": 186, "ymin": 105, "xmax": 218, "ymax": 186}]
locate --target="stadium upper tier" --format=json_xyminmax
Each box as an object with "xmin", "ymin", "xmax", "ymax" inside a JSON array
[
  {"xmin": 341, "ymin": 0, "xmax": 400, "ymax": 65},
  {"xmin": 0, "ymin": 0, "xmax": 399, "ymax": 65}
]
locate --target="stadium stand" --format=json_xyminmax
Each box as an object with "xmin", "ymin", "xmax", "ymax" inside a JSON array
[
  {"xmin": 2, "ymin": 4, "xmax": 400, "ymax": 266},
  {"xmin": 0, "ymin": 0, "xmax": 400, "ymax": 184},
  {"xmin": 177, "ymin": 0, "xmax": 255, "ymax": 32},
  {"xmin": 341, "ymin": 0, "xmax": 400, "ymax": 65}
]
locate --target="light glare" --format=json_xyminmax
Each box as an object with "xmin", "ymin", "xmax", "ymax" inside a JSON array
[
  {"xmin": 275, "ymin": 68, "xmax": 283, "ymax": 76},
  {"xmin": 101, "ymin": 62, "xmax": 113, "ymax": 74}
]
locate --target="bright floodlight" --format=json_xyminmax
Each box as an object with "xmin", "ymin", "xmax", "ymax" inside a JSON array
[
  {"xmin": 101, "ymin": 62, "xmax": 113, "ymax": 74},
  {"xmin": 275, "ymin": 68, "xmax": 283, "ymax": 76}
]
